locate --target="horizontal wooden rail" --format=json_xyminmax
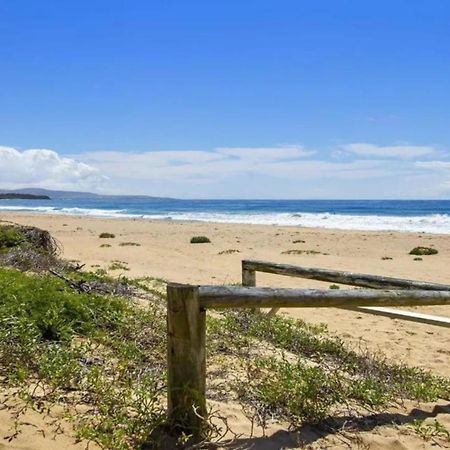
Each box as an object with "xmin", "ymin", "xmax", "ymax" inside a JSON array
[
  {"xmin": 168, "ymin": 262, "xmax": 450, "ymax": 442},
  {"xmin": 342, "ymin": 306, "xmax": 450, "ymax": 328},
  {"xmin": 242, "ymin": 260, "xmax": 450, "ymax": 291},
  {"xmin": 199, "ymin": 286, "xmax": 450, "ymax": 309}
]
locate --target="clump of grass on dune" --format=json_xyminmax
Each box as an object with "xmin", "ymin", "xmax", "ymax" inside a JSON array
[
  {"xmin": 207, "ymin": 310, "xmax": 450, "ymax": 430},
  {"xmin": 0, "ymin": 225, "xmax": 24, "ymax": 250},
  {"xmin": 190, "ymin": 236, "xmax": 211, "ymax": 244},
  {"xmin": 0, "ymin": 223, "xmax": 66, "ymax": 272},
  {"xmin": 282, "ymin": 249, "xmax": 328, "ymax": 255},
  {"xmin": 99, "ymin": 232, "xmax": 115, "ymax": 239},
  {"xmin": 409, "ymin": 246, "xmax": 438, "ymax": 256},
  {"xmin": 0, "ymin": 267, "xmax": 168, "ymax": 450}
]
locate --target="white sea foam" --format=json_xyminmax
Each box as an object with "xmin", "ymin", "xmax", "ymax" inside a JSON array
[
  {"xmin": 0, "ymin": 205, "xmax": 139, "ymax": 218},
  {"xmin": 141, "ymin": 212, "xmax": 450, "ymax": 234},
  {"xmin": 1, "ymin": 206, "xmax": 449, "ymax": 234}
]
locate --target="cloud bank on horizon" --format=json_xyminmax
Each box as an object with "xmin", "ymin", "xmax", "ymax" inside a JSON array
[{"xmin": 0, "ymin": 144, "xmax": 449, "ymax": 199}]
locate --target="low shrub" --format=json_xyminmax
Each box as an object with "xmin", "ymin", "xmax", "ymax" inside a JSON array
[
  {"xmin": 0, "ymin": 225, "xmax": 24, "ymax": 249},
  {"xmin": 282, "ymin": 249, "xmax": 327, "ymax": 255},
  {"xmin": 218, "ymin": 249, "xmax": 240, "ymax": 255},
  {"xmin": 190, "ymin": 236, "xmax": 211, "ymax": 244},
  {"xmin": 109, "ymin": 261, "xmax": 130, "ymax": 271},
  {"xmin": 99, "ymin": 233, "xmax": 115, "ymax": 239},
  {"xmin": 409, "ymin": 246, "xmax": 438, "ymax": 256}
]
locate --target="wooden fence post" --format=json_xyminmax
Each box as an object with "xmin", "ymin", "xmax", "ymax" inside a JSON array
[
  {"xmin": 242, "ymin": 261, "xmax": 256, "ymax": 287},
  {"xmin": 242, "ymin": 261, "xmax": 258, "ymax": 312},
  {"xmin": 167, "ymin": 283, "xmax": 206, "ymax": 442},
  {"xmin": 242, "ymin": 261, "xmax": 280, "ymax": 316}
]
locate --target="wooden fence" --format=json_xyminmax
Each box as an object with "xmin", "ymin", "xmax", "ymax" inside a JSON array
[
  {"xmin": 242, "ymin": 259, "xmax": 450, "ymax": 326},
  {"xmin": 166, "ymin": 261, "xmax": 450, "ymax": 441}
]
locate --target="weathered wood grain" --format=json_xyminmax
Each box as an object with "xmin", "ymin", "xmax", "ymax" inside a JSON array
[
  {"xmin": 242, "ymin": 260, "xmax": 450, "ymax": 291},
  {"xmin": 167, "ymin": 283, "xmax": 206, "ymax": 440},
  {"xmin": 199, "ymin": 286, "xmax": 450, "ymax": 309},
  {"xmin": 343, "ymin": 306, "xmax": 450, "ymax": 328}
]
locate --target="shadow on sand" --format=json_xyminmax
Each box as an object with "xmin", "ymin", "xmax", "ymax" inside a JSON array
[{"xmin": 221, "ymin": 402, "xmax": 450, "ymax": 449}]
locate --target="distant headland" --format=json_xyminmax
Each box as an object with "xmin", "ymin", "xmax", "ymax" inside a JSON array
[
  {"xmin": 0, "ymin": 187, "xmax": 172, "ymax": 200},
  {"xmin": 0, "ymin": 193, "xmax": 51, "ymax": 200}
]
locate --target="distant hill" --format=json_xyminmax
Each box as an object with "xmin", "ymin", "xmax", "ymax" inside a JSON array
[
  {"xmin": 0, "ymin": 193, "xmax": 50, "ymax": 200},
  {"xmin": 0, "ymin": 188, "xmax": 173, "ymax": 200}
]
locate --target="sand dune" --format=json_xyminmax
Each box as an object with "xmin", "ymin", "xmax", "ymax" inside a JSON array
[{"xmin": 1, "ymin": 212, "xmax": 449, "ymax": 449}]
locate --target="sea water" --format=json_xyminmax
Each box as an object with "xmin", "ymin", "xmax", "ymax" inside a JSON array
[{"xmin": 1, "ymin": 198, "xmax": 450, "ymax": 234}]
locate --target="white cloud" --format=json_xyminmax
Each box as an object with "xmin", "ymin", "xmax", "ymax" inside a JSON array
[
  {"xmin": 342, "ymin": 143, "xmax": 436, "ymax": 159},
  {"xmin": 415, "ymin": 161, "xmax": 450, "ymax": 169},
  {"xmin": 1, "ymin": 143, "xmax": 449, "ymax": 198},
  {"xmin": 0, "ymin": 146, "xmax": 105, "ymax": 190},
  {"xmin": 74, "ymin": 146, "xmax": 315, "ymax": 183},
  {"xmin": 217, "ymin": 146, "xmax": 315, "ymax": 161}
]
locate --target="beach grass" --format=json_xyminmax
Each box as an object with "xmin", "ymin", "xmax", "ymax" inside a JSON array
[{"xmin": 1, "ymin": 224, "xmax": 449, "ymax": 448}]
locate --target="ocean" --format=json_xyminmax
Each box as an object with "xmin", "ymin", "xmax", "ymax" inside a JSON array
[{"xmin": 1, "ymin": 198, "xmax": 450, "ymax": 234}]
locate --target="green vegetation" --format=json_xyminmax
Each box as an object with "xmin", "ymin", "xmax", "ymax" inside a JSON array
[
  {"xmin": 99, "ymin": 232, "xmax": 116, "ymax": 239},
  {"xmin": 381, "ymin": 256, "xmax": 393, "ymax": 260},
  {"xmin": 109, "ymin": 260, "xmax": 130, "ymax": 271},
  {"xmin": 292, "ymin": 239, "xmax": 306, "ymax": 243},
  {"xmin": 218, "ymin": 248, "xmax": 240, "ymax": 255},
  {"xmin": 411, "ymin": 419, "xmax": 450, "ymax": 443},
  {"xmin": 1, "ymin": 224, "xmax": 449, "ymax": 448},
  {"xmin": 190, "ymin": 236, "xmax": 211, "ymax": 244},
  {"xmin": 409, "ymin": 246, "xmax": 438, "ymax": 256},
  {"xmin": 0, "ymin": 225, "xmax": 24, "ymax": 250},
  {"xmin": 282, "ymin": 249, "xmax": 328, "ymax": 255},
  {"xmin": 0, "ymin": 223, "xmax": 64, "ymax": 272},
  {"xmin": 119, "ymin": 242, "xmax": 141, "ymax": 247},
  {"xmin": 329, "ymin": 284, "xmax": 340, "ymax": 289},
  {"xmin": 0, "ymin": 267, "xmax": 167, "ymax": 449},
  {"xmin": 100, "ymin": 243, "xmax": 112, "ymax": 248},
  {"xmin": 208, "ymin": 310, "xmax": 450, "ymax": 429}
]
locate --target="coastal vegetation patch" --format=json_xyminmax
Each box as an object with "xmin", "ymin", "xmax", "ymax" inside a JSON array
[
  {"xmin": 409, "ymin": 246, "xmax": 438, "ymax": 256},
  {"xmin": 108, "ymin": 260, "xmax": 130, "ymax": 271},
  {"xmin": 282, "ymin": 249, "xmax": 328, "ymax": 255},
  {"xmin": 0, "ymin": 226, "xmax": 449, "ymax": 449},
  {"xmin": 99, "ymin": 232, "xmax": 116, "ymax": 239},
  {"xmin": 190, "ymin": 235, "xmax": 211, "ymax": 244},
  {"xmin": 218, "ymin": 249, "xmax": 241, "ymax": 255}
]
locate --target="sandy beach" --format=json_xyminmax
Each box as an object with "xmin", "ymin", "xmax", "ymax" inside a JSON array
[{"xmin": 1, "ymin": 211, "xmax": 450, "ymax": 449}]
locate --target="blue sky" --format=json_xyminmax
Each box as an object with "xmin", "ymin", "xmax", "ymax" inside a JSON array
[{"xmin": 1, "ymin": 1, "xmax": 450, "ymax": 198}]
